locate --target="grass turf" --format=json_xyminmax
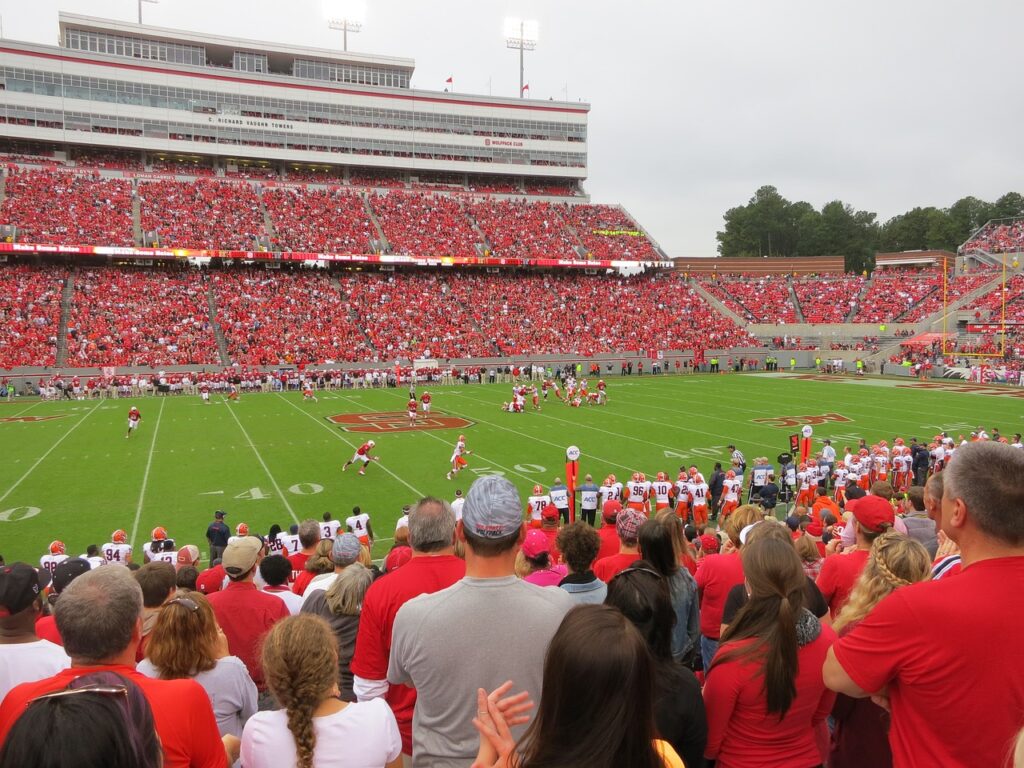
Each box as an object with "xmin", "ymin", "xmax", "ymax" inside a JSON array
[{"xmin": 0, "ymin": 372, "xmax": 1020, "ymax": 567}]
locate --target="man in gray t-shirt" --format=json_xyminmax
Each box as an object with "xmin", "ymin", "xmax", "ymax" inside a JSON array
[{"xmin": 388, "ymin": 475, "xmax": 573, "ymax": 768}]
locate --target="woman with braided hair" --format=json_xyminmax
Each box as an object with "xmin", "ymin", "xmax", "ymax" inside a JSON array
[
  {"xmin": 702, "ymin": 536, "xmax": 837, "ymax": 767},
  {"xmin": 240, "ymin": 614, "xmax": 402, "ymax": 768},
  {"xmin": 829, "ymin": 533, "xmax": 931, "ymax": 768}
]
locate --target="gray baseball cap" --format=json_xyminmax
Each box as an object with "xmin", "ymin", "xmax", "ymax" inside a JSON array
[
  {"xmin": 332, "ymin": 533, "xmax": 363, "ymax": 566},
  {"xmin": 461, "ymin": 475, "xmax": 524, "ymax": 539}
]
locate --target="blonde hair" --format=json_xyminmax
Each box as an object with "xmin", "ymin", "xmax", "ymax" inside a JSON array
[
  {"xmin": 304, "ymin": 540, "xmax": 335, "ymax": 574},
  {"xmin": 834, "ymin": 533, "xmax": 931, "ymax": 632},
  {"xmin": 323, "ymin": 562, "xmax": 372, "ymax": 615},
  {"xmin": 793, "ymin": 534, "xmax": 821, "ymax": 564},
  {"xmin": 655, "ymin": 509, "xmax": 695, "ymax": 563},
  {"xmin": 145, "ymin": 591, "xmax": 219, "ymax": 679},
  {"xmin": 262, "ymin": 615, "xmax": 339, "ymax": 768},
  {"xmin": 514, "ymin": 550, "xmax": 531, "ymax": 579},
  {"xmin": 725, "ymin": 505, "xmax": 766, "ymax": 547},
  {"xmin": 357, "ymin": 545, "xmax": 372, "ymax": 567}
]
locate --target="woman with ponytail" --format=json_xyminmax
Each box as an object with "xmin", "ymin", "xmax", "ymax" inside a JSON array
[
  {"xmin": 829, "ymin": 533, "xmax": 930, "ymax": 768},
  {"xmin": 703, "ymin": 536, "xmax": 836, "ymax": 768},
  {"xmin": 240, "ymin": 614, "xmax": 402, "ymax": 768}
]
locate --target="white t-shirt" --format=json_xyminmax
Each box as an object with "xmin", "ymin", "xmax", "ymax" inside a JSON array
[
  {"xmin": 240, "ymin": 697, "xmax": 401, "ymax": 768},
  {"xmin": 0, "ymin": 639, "xmax": 70, "ymax": 701},
  {"xmin": 450, "ymin": 498, "xmax": 465, "ymax": 521},
  {"xmin": 303, "ymin": 572, "xmax": 340, "ymax": 599},
  {"xmin": 262, "ymin": 586, "xmax": 306, "ymax": 615}
]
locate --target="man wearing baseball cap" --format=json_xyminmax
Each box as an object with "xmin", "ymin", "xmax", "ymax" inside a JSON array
[
  {"xmin": 825, "ymin": 441, "xmax": 1024, "ymax": 768},
  {"xmin": 205, "ymin": 509, "xmax": 230, "ymax": 563},
  {"xmin": 34, "ymin": 557, "xmax": 92, "ymax": 646},
  {"xmin": 593, "ymin": 508, "xmax": 645, "ymax": 582},
  {"xmin": 388, "ymin": 475, "xmax": 573, "ymax": 768},
  {"xmin": 206, "ymin": 536, "xmax": 289, "ymax": 704},
  {"xmin": 816, "ymin": 494, "xmax": 894, "ymax": 617},
  {"xmin": 0, "ymin": 563, "xmax": 70, "ymax": 699}
]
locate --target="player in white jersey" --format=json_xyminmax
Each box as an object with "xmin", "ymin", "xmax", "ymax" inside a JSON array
[
  {"xmin": 796, "ymin": 465, "xmax": 814, "ymax": 506},
  {"xmin": 103, "ymin": 529, "xmax": 133, "ymax": 565},
  {"xmin": 447, "ymin": 434, "xmax": 472, "ymax": 480},
  {"xmin": 650, "ymin": 473, "xmax": 674, "ymax": 512},
  {"xmin": 721, "ymin": 471, "xmax": 742, "ymax": 518},
  {"xmin": 40, "ymin": 541, "xmax": 68, "ymax": 577},
  {"xmin": 526, "ymin": 484, "xmax": 551, "ymax": 528},
  {"xmin": 833, "ymin": 465, "xmax": 850, "ymax": 500},
  {"xmin": 609, "ymin": 474, "xmax": 624, "ymax": 503},
  {"xmin": 598, "ymin": 477, "xmax": 619, "ymax": 507},
  {"xmin": 686, "ymin": 471, "xmax": 711, "ymax": 526},
  {"xmin": 874, "ymin": 451, "xmax": 890, "ymax": 482},
  {"xmin": 149, "ymin": 543, "xmax": 178, "ymax": 566},
  {"xmin": 228, "ymin": 523, "xmax": 251, "ymax": 547},
  {"xmin": 82, "ymin": 544, "xmax": 105, "ymax": 569},
  {"xmin": 674, "ymin": 472, "xmax": 691, "ymax": 521},
  {"xmin": 346, "ymin": 506, "xmax": 373, "ymax": 546},
  {"xmin": 625, "ymin": 473, "xmax": 650, "ymax": 513},
  {"xmin": 321, "ymin": 514, "xmax": 342, "ymax": 541}
]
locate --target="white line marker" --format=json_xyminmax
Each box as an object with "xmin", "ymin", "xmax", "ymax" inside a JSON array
[
  {"xmin": 223, "ymin": 397, "xmax": 300, "ymax": 524},
  {"xmin": 0, "ymin": 401, "xmax": 103, "ymax": 506},
  {"xmin": 129, "ymin": 398, "xmax": 166, "ymax": 548}
]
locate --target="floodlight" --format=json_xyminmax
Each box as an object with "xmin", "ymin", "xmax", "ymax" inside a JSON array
[
  {"xmin": 138, "ymin": 0, "xmax": 159, "ymax": 25},
  {"xmin": 324, "ymin": 0, "xmax": 365, "ymax": 50},
  {"xmin": 504, "ymin": 18, "xmax": 538, "ymax": 98}
]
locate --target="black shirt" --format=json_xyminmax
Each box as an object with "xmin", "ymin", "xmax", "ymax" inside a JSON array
[
  {"xmin": 653, "ymin": 661, "xmax": 708, "ymax": 768},
  {"xmin": 709, "ymin": 470, "xmax": 726, "ymax": 497},
  {"xmin": 760, "ymin": 482, "xmax": 780, "ymax": 509},
  {"xmin": 721, "ymin": 577, "xmax": 828, "ymax": 625},
  {"xmin": 206, "ymin": 521, "xmax": 230, "ymax": 547}
]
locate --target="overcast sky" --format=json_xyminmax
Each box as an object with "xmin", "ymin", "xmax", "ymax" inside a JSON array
[{"xmin": 4, "ymin": 0, "xmax": 1023, "ymax": 256}]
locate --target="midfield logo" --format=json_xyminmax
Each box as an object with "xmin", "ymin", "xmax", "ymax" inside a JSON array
[
  {"xmin": 328, "ymin": 411, "xmax": 473, "ymax": 433},
  {"xmin": 0, "ymin": 415, "xmax": 70, "ymax": 423},
  {"xmin": 751, "ymin": 413, "xmax": 852, "ymax": 429}
]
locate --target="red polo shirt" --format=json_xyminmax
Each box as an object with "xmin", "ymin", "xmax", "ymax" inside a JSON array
[
  {"xmin": 695, "ymin": 552, "xmax": 745, "ymax": 639},
  {"xmin": 351, "ymin": 554, "xmax": 466, "ymax": 755},
  {"xmin": 596, "ymin": 522, "xmax": 621, "ymax": 562},
  {"xmin": 593, "ymin": 552, "xmax": 641, "ymax": 582},
  {"xmin": 816, "ymin": 548, "xmax": 870, "ymax": 616},
  {"xmin": 207, "ymin": 580, "xmax": 289, "ymax": 691},
  {"xmin": 0, "ymin": 664, "xmax": 224, "ymax": 768}
]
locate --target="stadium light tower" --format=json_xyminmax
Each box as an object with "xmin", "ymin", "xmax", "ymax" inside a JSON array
[
  {"xmin": 504, "ymin": 18, "xmax": 538, "ymax": 98},
  {"xmin": 138, "ymin": 0, "xmax": 158, "ymax": 25},
  {"xmin": 324, "ymin": 0, "xmax": 365, "ymax": 52}
]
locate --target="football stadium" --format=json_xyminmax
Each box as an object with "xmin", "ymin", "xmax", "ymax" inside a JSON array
[{"xmin": 0, "ymin": 3, "xmax": 1022, "ymax": 768}]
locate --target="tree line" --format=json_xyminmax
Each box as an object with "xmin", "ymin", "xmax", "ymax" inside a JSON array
[{"xmin": 716, "ymin": 186, "xmax": 1024, "ymax": 273}]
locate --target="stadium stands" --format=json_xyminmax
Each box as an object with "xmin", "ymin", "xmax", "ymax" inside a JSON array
[
  {"xmin": 138, "ymin": 180, "xmax": 265, "ymax": 250},
  {"xmin": 565, "ymin": 204, "xmax": 660, "ymax": 262},
  {"xmin": 699, "ymin": 275, "xmax": 798, "ymax": 324},
  {"xmin": 66, "ymin": 268, "xmax": 219, "ymax": 367},
  {"xmin": 370, "ymin": 192, "xmax": 479, "ymax": 258},
  {"xmin": 212, "ymin": 270, "xmax": 373, "ymax": 365},
  {"xmin": 967, "ymin": 274, "xmax": 1024, "ymax": 322},
  {"xmin": 0, "ymin": 265, "xmax": 66, "ymax": 367},
  {"xmin": 264, "ymin": 188, "xmax": 374, "ymax": 254},
  {"xmin": 900, "ymin": 271, "xmax": 994, "ymax": 322},
  {"xmin": 792, "ymin": 275, "xmax": 865, "ymax": 323},
  {"xmin": 0, "ymin": 170, "xmax": 134, "ymax": 247},
  {"xmin": 850, "ymin": 269, "xmax": 940, "ymax": 323},
  {"xmin": 962, "ymin": 219, "xmax": 1024, "ymax": 254},
  {"xmin": 468, "ymin": 199, "xmax": 577, "ymax": 259}
]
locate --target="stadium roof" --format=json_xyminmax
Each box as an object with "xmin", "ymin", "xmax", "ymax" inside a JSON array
[{"xmin": 58, "ymin": 12, "xmax": 415, "ymax": 78}]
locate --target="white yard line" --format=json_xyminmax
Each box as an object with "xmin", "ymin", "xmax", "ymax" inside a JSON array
[
  {"xmin": 275, "ymin": 393, "xmax": 425, "ymax": 498},
  {"xmin": 129, "ymin": 398, "xmax": 167, "ymax": 548},
  {"xmin": 224, "ymin": 397, "xmax": 300, "ymax": 525},
  {"xmin": 338, "ymin": 395, "xmax": 543, "ymax": 485},
  {"xmin": 0, "ymin": 400, "xmax": 102, "ymax": 506}
]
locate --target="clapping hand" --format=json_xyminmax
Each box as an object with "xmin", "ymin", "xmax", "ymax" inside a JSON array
[{"xmin": 471, "ymin": 681, "xmax": 534, "ymax": 768}]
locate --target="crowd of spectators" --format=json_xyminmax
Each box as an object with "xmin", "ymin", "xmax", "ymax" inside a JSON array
[
  {"xmin": 962, "ymin": 219, "xmax": 1024, "ymax": 254},
  {"xmin": 2, "ymin": 443, "xmax": 1022, "ymax": 768},
  {"xmin": 264, "ymin": 188, "xmax": 374, "ymax": 254},
  {"xmin": 792, "ymin": 275, "xmax": 865, "ymax": 323},
  {"xmin": 699, "ymin": 275, "xmax": 798, "ymax": 324},
  {"xmin": 967, "ymin": 274, "xmax": 1024, "ymax": 322},
  {"xmin": 898, "ymin": 271, "xmax": 994, "ymax": 322},
  {"xmin": 566, "ymin": 204, "xmax": 660, "ymax": 261},
  {"xmin": 66, "ymin": 268, "xmax": 220, "ymax": 367},
  {"xmin": 138, "ymin": 180, "xmax": 265, "ymax": 251},
  {"xmin": 370, "ymin": 192, "xmax": 479, "ymax": 258},
  {"xmin": 212, "ymin": 270, "xmax": 373, "ymax": 366},
  {"xmin": 0, "ymin": 266, "xmax": 66, "ymax": 367},
  {"xmin": 0, "ymin": 170, "xmax": 134, "ymax": 247},
  {"xmin": 467, "ymin": 200, "xmax": 578, "ymax": 260},
  {"xmin": 850, "ymin": 268, "xmax": 944, "ymax": 323},
  {"xmin": 71, "ymin": 149, "xmax": 143, "ymax": 171}
]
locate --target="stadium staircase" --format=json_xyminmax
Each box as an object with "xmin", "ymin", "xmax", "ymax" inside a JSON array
[
  {"xmin": 54, "ymin": 271, "xmax": 75, "ymax": 367},
  {"xmin": 688, "ymin": 279, "xmax": 749, "ymax": 326},
  {"xmin": 205, "ymin": 287, "xmax": 232, "ymax": 366},
  {"xmin": 260, "ymin": 196, "xmax": 277, "ymax": 244},
  {"xmin": 332, "ymin": 276, "xmax": 379, "ymax": 354},
  {"xmin": 360, "ymin": 193, "xmax": 389, "ymax": 253},
  {"xmin": 617, "ymin": 204, "xmax": 671, "ymax": 261},
  {"xmin": 0, "ymin": 170, "xmax": 6, "ymax": 207},
  {"xmin": 463, "ymin": 205, "xmax": 490, "ymax": 257},
  {"xmin": 131, "ymin": 193, "xmax": 143, "ymax": 247},
  {"xmin": 845, "ymin": 277, "xmax": 873, "ymax": 322},
  {"xmin": 788, "ymin": 278, "xmax": 806, "ymax": 322}
]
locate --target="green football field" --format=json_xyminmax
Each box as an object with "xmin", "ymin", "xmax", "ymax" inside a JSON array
[{"xmin": 1, "ymin": 372, "xmax": 1021, "ymax": 568}]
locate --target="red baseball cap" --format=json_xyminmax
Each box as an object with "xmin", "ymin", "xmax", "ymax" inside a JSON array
[
  {"xmin": 541, "ymin": 503, "xmax": 560, "ymax": 521},
  {"xmin": 698, "ymin": 534, "xmax": 720, "ymax": 554},
  {"xmin": 847, "ymin": 495, "xmax": 896, "ymax": 534}
]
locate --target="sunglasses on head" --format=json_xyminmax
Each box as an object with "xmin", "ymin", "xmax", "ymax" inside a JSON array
[
  {"xmin": 167, "ymin": 596, "xmax": 199, "ymax": 612},
  {"xmin": 30, "ymin": 683, "xmax": 128, "ymax": 705}
]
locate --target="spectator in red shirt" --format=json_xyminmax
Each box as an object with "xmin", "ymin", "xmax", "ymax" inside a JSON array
[
  {"xmin": 287, "ymin": 519, "xmax": 321, "ymax": 582},
  {"xmin": 593, "ymin": 508, "xmax": 645, "ymax": 582},
  {"xmin": 816, "ymin": 495, "xmax": 895, "ymax": 617},
  {"xmin": 695, "ymin": 505, "xmax": 764, "ymax": 670},
  {"xmin": 703, "ymin": 537, "xmax": 836, "ymax": 768},
  {"xmin": 828, "ymin": 533, "xmax": 931, "ymax": 768},
  {"xmin": 596, "ymin": 499, "xmax": 622, "ymax": 562},
  {"xmin": 0, "ymin": 566, "xmax": 230, "ymax": 768},
  {"xmin": 351, "ymin": 496, "xmax": 465, "ymax": 759},
  {"xmin": 825, "ymin": 442, "xmax": 1024, "ymax": 768},
  {"xmin": 207, "ymin": 536, "xmax": 290, "ymax": 706}
]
